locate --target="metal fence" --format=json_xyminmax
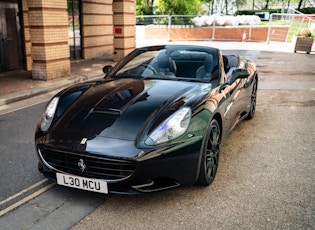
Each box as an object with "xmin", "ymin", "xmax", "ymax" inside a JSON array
[
  {"xmin": 267, "ymin": 13, "xmax": 315, "ymax": 43},
  {"xmin": 136, "ymin": 13, "xmax": 315, "ymax": 43}
]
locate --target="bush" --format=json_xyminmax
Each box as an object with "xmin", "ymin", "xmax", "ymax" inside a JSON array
[
  {"xmin": 297, "ymin": 28, "xmax": 313, "ymax": 38},
  {"xmin": 298, "ymin": 7, "xmax": 315, "ymax": 14},
  {"xmin": 236, "ymin": 8, "xmax": 315, "ymax": 16},
  {"xmin": 235, "ymin": 9, "xmax": 281, "ymax": 16}
]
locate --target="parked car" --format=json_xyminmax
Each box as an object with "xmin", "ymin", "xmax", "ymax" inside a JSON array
[{"xmin": 35, "ymin": 45, "xmax": 258, "ymax": 194}]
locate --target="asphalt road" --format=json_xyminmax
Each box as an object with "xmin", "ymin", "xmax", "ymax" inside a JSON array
[
  {"xmin": 0, "ymin": 50, "xmax": 314, "ymax": 229},
  {"xmin": 0, "ymin": 102, "xmax": 44, "ymax": 200}
]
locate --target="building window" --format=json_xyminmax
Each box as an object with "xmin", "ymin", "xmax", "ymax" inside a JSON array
[
  {"xmin": 68, "ymin": 0, "xmax": 81, "ymax": 60},
  {"xmin": 0, "ymin": 1, "xmax": 24, "ymax": 72}
]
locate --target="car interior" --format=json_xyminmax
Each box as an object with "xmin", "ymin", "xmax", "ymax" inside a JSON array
[
  {"xmin": 119, "ymin": 47, "xmax": 240, "ymax": 85},
  {"xmin": 144, "ymin": 49, "xmax": 220, "ymax": 84}
]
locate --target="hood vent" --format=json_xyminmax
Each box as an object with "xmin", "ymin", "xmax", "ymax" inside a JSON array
[
  {"xmin": 92, "ymin": 108, "xmax": 122, "ymax": 116},
  {"xmin": 64, "ymin": 108, "xmax": 121, "ymax": 136}
]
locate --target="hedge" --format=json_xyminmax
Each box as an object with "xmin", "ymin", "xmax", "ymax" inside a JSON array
[{"xmin": 235, "ymin": 7, "xmax": 315, "ymax": 16}]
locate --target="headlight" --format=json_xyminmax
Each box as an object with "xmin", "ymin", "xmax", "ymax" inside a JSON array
[
  {"xmin": 40, "ymin": 97, "xmax": 59, "ymax": 132},
  {"xmin": 145, "ymin": 107, "xmax": 192, "ymax": 145}
]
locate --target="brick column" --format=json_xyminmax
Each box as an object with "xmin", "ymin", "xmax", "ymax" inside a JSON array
[
  {"xmin": 113, "ymin": 0, "xmax": 136, "ymax": 61},
  {"xmin": 27, "ymin": 0, "xmax": 70, "ymax": 80},
  {"xmin": 82, "ymin": 0, "xmax": 114, "ymax": 59},
  {"xmin": 21, "ymin": 0, "xmax": 32, "ymax": 71}
]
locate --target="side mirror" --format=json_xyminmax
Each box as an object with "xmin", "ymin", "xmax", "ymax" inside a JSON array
[
  {"xmin": 219, "ymin": 68, "xmax": 250, "ymax": 93},
  {"xmin": 103, "ymin": 65, "xmax": 113, "ymax": 76},
  {"xmin": 229, "ymin": 68, "xmax": 250, "ymax": 83}
]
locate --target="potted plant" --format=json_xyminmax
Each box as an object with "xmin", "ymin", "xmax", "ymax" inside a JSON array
[{"xmin": 294, "ymin": 28, "xmax": 314, "ymax": 54}]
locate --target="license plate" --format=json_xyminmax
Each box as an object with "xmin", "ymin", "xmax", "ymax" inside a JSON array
[{"xmin": 56, "ymin": 173, "xmax": 108, "ymax": 194}]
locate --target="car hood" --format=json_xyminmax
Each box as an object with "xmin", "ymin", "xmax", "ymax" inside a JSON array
[{"xmin": 53, "ymin": 78, "xmax": 211, "ymax": 141}]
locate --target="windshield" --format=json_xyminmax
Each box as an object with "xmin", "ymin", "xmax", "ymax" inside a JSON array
[
  {"xmin": 114, "ymin": 46, "xmax": 220, "ymax": 83},
  {"xmin": 116, "ymin": 51, "xmax": 159, "ymax": 78}
]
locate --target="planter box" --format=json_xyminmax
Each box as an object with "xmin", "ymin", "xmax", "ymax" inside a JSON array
[{"xmin": 294, "ymin": 37, "xmax": 314, "ymax": 54}]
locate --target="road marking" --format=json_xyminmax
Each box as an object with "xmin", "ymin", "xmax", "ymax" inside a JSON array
[
  {"xmin": 0, "ymin": 182, "xmax": 55, "ymax": 217},
  {"xmin": 0, "ymin": 179, "xmax": 48, "ymax": 206}
]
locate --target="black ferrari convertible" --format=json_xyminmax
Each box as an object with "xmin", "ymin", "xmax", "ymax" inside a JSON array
[{"xmin": 35, "ymin": 45, "xmax": 258, "ymax": 194}]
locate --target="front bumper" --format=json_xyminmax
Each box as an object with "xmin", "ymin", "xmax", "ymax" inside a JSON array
[{"xmin": 37, "ymin": 137, "xmax": 203, "ymax": 194}]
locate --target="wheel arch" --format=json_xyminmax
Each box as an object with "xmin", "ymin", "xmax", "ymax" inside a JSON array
[
  {"xmin": 195, "ymin": 113, "xmax": 222, "ymax": 186},
  {"xmin": 212, "ymin": 112, "xmax": 222, "ymax": 140},
  {"xmin": 194, "ymin": 111, "xmax": 223, "ymax": 183}
]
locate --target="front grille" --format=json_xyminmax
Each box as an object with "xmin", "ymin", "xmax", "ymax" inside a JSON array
[{"xmin": 39, "ymin": 147, "xmax": 136, "ymax": 181}]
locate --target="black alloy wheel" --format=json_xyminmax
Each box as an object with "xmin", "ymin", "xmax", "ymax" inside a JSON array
[
  {"xmin": 196, "ymin": 119, "xmax": 221, "ymax": 186},
  {"xmin": 246, "ymin": 77, "xmax": 257, "ymax": 120}
]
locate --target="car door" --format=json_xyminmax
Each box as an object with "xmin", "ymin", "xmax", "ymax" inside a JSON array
[
  {"xmin": 219, "ymin": 77, "xmax": 241, "ymax": 134},
  {"xmin": 214, "ymin": 52, "xmax": 239, "ymax": 135},
  {"xmin": 226, "ymin": 70, "xmax": 254, "ymax": 132}
]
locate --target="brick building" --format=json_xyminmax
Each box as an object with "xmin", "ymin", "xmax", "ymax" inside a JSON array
[{"xmin": 0, "ymin": 0, "xmax": 136, "ymax": 80}]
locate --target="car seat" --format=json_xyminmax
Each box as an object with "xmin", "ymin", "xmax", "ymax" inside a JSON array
[
  {"xmin": 156, "ymin": 51, "xmax": 177, "ymax": 77},
  {"xmin": 195, "ymin": 54, "xmax": 214, "ymax": 82}
]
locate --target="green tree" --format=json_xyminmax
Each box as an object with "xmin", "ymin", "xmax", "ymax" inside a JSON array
[
  {"xmin": 264, "ymin": 0, "xmax": 270, "ymax": 8},
  {"xmin": 263, "ymin": 0, "xmax": 282, "ymax": 9},
  {"xmin": 297, "ymin": 0, "xmax": 303, "ymax": 9},
  {"xmin": 235, "ymin": 0, "xmax": 248, "ymax": 10},
  {"xmin": 156, "ymin": 0, "xmax": 202, "ymax": 15},
  {"xmin": 136, "ymin": 0, "xmax": 155, "ymax": 15}
]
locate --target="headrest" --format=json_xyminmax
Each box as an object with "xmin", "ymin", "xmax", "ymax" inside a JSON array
[
  {"xmin": 157, "ymin": 51, "xmax": 171, "ymax": 68},
  {"xmin": 204, "ymin": 54, "xmax": 214, "ymax": 73}
]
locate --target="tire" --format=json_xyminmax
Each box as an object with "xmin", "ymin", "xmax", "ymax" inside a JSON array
[
  {"xmin": 246, "ymin": 77, "xmax": 257, "ymax": 120},
  {"xmin": 196, "ymin": 119, "xmax": 221, "ymax": 186}
]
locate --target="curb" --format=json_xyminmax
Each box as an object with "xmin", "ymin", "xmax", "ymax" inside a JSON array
[{"xmin": 0, "ymin": 71, "xmax": 104, "ymax": 107}]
